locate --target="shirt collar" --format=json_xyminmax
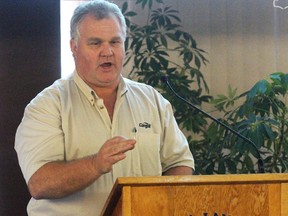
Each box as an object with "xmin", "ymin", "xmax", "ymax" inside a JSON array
[
  {"xmin": 73, "ymin": 71, "xmax": 128, "ymax": 106},
  {"xmin": 118, "ymin": 76, "xmax": 128, "ymax": 97}
]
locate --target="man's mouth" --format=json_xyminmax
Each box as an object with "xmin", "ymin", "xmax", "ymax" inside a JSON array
[{"xmin": 100, "ymin": 62, "xmax": 112, "ymax": 68}]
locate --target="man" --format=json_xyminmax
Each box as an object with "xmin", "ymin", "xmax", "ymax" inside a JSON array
[{"xmin": 15, "ymin": 0, "xmax": 194, "ymax": 215}]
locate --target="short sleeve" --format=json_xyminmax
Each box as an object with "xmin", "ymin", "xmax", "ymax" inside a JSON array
[
  {"xmin": 160, "ymin": 102, "xmax": 195, "ymax": 172},
  {"xmin": 15, "ymin": 87, "xmax": 65, "ymax": 183}
]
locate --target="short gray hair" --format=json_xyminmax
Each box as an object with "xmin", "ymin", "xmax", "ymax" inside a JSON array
[{"xmin": 70, "ymin": 0, "xmax": 127, "ymax": 41}]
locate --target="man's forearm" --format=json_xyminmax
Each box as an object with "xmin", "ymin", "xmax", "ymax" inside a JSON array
[
  {"xmin": 163, "ymin": 166, "xmax": 193, "ymax": 176},
  {"xmin": 28, "ymin": 155, "xmax": 100, "ymax": 199}
]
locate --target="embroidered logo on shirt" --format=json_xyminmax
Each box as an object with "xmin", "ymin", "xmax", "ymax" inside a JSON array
[{"xmin": 139, "ymin": 122, "xmax": 151, "ymax": 129}]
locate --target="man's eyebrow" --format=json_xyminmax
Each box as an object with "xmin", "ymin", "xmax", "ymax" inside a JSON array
[
  {"xmin": 87, "ymin": 36, "xmax": 123, "ymax": 42},
  {"xmin": 87, "ymin": 37, "xmax": 101, "ymax": 42},
  {"xmin": 110, "ymin": 36, "xmax": 123, "ymax": 41}
]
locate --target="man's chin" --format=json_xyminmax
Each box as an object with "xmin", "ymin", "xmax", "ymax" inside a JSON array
[{"xmin": 97, "ymin": 77, "xmax": 121, "ymax": 87}]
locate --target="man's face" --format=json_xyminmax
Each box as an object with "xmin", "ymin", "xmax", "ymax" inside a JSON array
[{"xmin": 70, "ymin": 14, "xmax": 125, "ymax": 90}]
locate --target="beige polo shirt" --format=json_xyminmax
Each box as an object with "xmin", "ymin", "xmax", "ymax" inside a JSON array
[{"xmin": 15, "ymin": 72, "xmax": 194, "ymax": 216}]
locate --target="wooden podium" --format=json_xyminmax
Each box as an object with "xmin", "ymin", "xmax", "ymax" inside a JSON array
[{"xmin": 101, "ymin": 174, "xmax": 288, "ymax": 216}]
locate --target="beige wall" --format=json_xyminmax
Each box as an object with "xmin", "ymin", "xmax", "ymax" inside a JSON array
[{"xmin": 119, "ymin": 0, "xmax": 288, "ymax": 98}]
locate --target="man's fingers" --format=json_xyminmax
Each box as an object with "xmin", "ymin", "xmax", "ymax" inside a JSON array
[
  {"xmin": 108, "ymin": 139, "xmax": 136, "ymax": 165},
  {"xmin": 110, "ymin": 139, "xmax": 136, "ymax": 156}
]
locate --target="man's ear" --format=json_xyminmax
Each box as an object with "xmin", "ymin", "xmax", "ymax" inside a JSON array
[{"xmin": 70, "ymin": 39, "xmax": 77, "ymax": 56}]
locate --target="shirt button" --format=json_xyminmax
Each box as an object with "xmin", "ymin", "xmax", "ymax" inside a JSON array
[{"xmin": 99, "ymin": 106, "xmax": 104, "ymax": 109}]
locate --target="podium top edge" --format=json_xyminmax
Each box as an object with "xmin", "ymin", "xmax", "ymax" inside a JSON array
[{"xmin": 115, "ymin": 173, "xmax": 288, "ymax": 185}]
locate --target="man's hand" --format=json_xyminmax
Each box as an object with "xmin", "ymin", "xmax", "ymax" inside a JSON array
[{"xmin": 93, "ymin": 136, "xmax": 136, "ymax": 174}]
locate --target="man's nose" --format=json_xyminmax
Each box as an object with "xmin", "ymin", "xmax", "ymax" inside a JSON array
[{"xmin": 100, "ymin": 44, "xmax": 113, "ymax": 57}]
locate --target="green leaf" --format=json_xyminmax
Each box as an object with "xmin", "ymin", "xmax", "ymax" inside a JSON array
[
  {"xmin": 206, "ymin": 162, "xmax": 215, "ymax": 174},
  {"xmin": 244, "ymin": 155, "xmax": 255, "ymax": 173},
  {"xmin": 218, "ymin": 161, "xmax": 226, "ymax": 174},
  {"xmin": 122, "ymin": 2, "xmax": 128, "ymax": 13},
  {"xmin": 160, "ymin": 34, "xmax": 167, "ymax": 48},
  {"xmin": 263, "ymin": 123, "xmax": 276, "ymax": 140},
  {"xmin": 125, "ymin": 11, "xmax": 137, "ymax": 17},
  {"xmin": 270, "ymin": 72, "xmax": 282, "ymax": 82},
  {"xmin": 226, "ymin": 159, "xmax": 237, "ymax": 173},
  {"xmin": 247, "ymin": 79, "xmax": 269, "ymax": 99}
]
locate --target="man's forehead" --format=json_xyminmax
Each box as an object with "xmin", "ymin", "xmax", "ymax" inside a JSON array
[
  {"xmin": 80, "ymin": 14, "xmax": 120, "ymax": 26},
  {"xmin": 78, "ymin": 15, "xmax": 124, "ymax": 39}
]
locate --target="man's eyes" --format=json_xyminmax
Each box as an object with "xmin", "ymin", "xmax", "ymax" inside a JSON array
[
  {"xmin": 111, "ymin": 38, "xmax": 122, "ymax": 43},
  {"xmin": 88, "ymin": 40, "xmax": 122, "ymax": 46},
  {"xmin": 111, "ymin": 40, "xmax": 121, "ymax": 45},
  {"xmin": 89, "ymin": 41, "xmax": 101, "ymax": 46},
  {"xmin": 89, "ymin": 40, "xmax": 121, "ymax": 45}
]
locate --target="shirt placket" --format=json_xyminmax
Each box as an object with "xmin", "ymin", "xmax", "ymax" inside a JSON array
[
  {"xmin": 95, "ymin": 98, "xmax": 112, "ymax": 133},
  {"xmin": 110, "ymin": 94, "xmax": 125, "ymax": 181}
]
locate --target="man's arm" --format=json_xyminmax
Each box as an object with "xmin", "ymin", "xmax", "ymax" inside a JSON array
[
  {"xmin": 28, "ymin": 136, "xmax": 136, "ymax": 199},
  {"xmin": 162, "ymin": 166, "xmax": 193, "ymax": 176},
  {"xmin": 28, "ymin": 156, "xmax": 99, "ymax": 199}
]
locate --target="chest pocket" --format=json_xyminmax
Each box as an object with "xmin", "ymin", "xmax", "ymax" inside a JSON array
[{"xmin": 130, "ymin": 131, "xmax": 161, "ymax": 176}]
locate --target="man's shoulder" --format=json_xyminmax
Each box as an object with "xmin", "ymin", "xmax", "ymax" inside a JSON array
[
  {"xmin": 30, "ymin": 76, "xmax": 74, "ymax": 104},
  {"xmin": 123, "ymin": 77, "xmax": 169, "ymax": 103},
  {"xmin": 123, "ymin": 77, "xmax": 154, "ymax": 91},
  {"xmin": 42, "ymin": 75, "xmax": 74, "ymax": 94}
]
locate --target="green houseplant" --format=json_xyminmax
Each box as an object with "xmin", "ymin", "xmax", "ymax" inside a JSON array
[
  {"xmin": 120, "ymin": 0, "xmax": 288, "ymax": 175},
  {"xmin": 121, "ymin": 0, "xmax": 211, "ymax": 135},
  {"xmin": 200, "ymin": 72, "xmax": 288, "ymax": 174}
]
